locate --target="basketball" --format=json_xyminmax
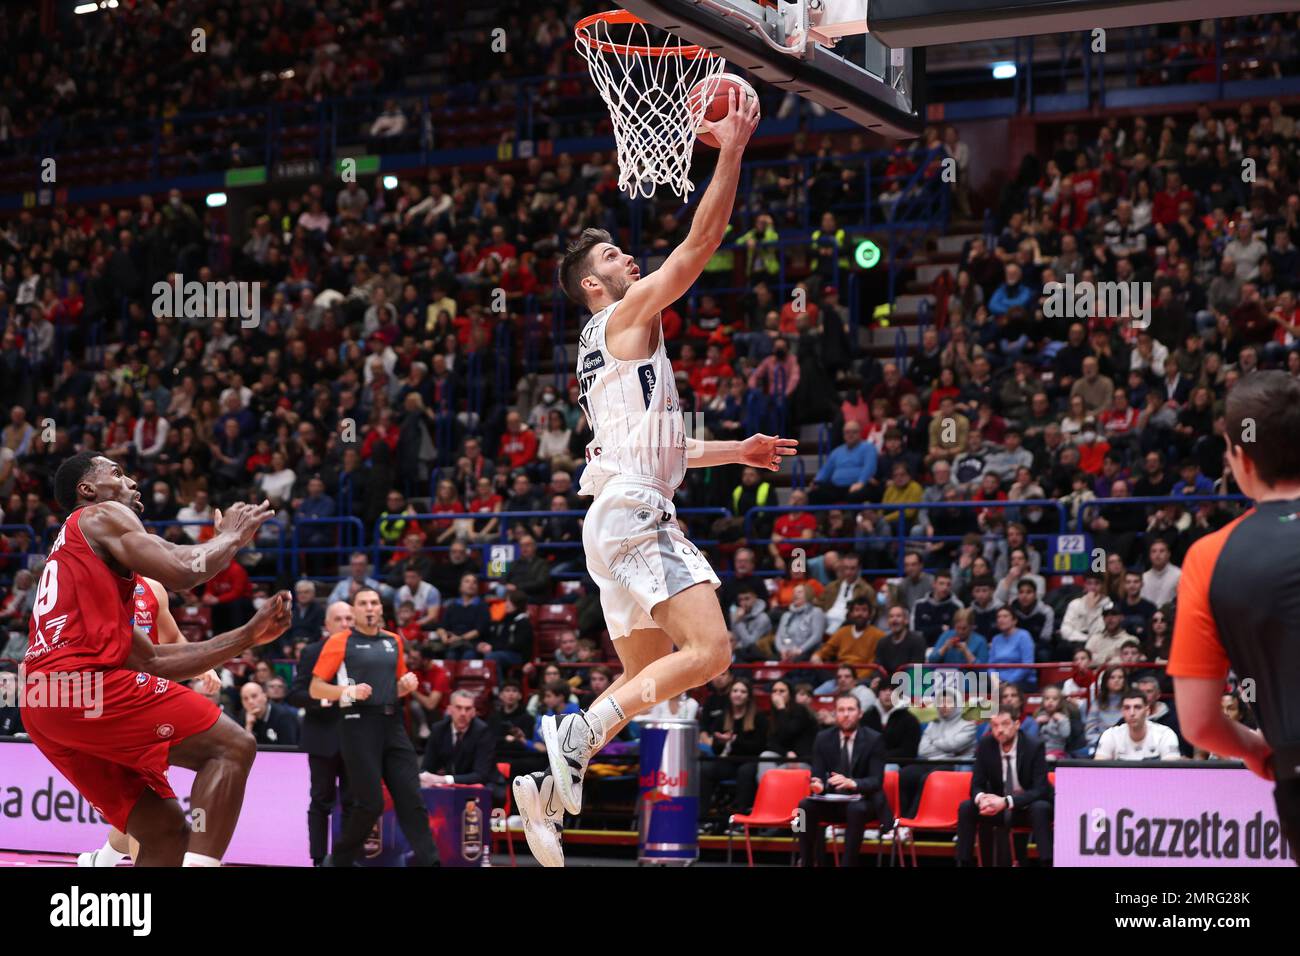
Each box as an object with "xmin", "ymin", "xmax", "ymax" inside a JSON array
[{"xmin": 688, "ymin": 72, "xmax": 759, "ymax": 148}]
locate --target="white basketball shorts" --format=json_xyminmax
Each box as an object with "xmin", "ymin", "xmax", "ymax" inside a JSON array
[{"xmin": 583, "ymin": 477, "xmax": 720, "ymax": 639}]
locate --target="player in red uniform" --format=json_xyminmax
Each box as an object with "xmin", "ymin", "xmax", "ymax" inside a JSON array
[
  {"xmin": 24, "ymin": 452, "xmax": 291, "ymax": 867},
  {"xmin": 76, "ymin": 575, "xmax": 222, "ymax": 867}
]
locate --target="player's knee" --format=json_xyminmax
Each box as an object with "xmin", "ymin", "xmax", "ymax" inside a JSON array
[
  {"xmin": 133, "ymin": 801, "xmax": 190, "ymax": 850},
  {"xmin": 225, "ymin": 727, "xmax": 257, "ymax": 770},
  {"xmin": 694, "ymin": 638, "xmax": 732, "ymax": 682}
]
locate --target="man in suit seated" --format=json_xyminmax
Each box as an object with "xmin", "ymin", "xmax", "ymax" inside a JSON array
[
  {"xmin": 956, "ymin": 705, "xmax": 1054, "ymax": 866},
  {"xmin": 420, "ymin": 689, "xmax": 503, "ymax": 805},
  {"xmin": 240, "ymin": 680, "xmax": 301, "ymax": 746},
  {"xmin": 796, "ymin": 693, "xmax": 896, "ymax": 867}
]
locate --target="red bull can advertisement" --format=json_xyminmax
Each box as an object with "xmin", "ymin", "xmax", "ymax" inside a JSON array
[{"xmin": 637, "ymin": 717, "xmax": 699, "ymax": 865}]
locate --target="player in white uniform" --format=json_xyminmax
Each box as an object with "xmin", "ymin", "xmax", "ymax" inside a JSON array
[{"xmin": 512, "ymin": 89, "xmax": 797, "ymax": 865}]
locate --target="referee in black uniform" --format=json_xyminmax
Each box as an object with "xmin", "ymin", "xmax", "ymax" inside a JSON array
[
  {"xmin": 289, "ymin": 600, "xmax": 357, "ymax": 866},
  {"xmin": 1171, "ymin": 371, "xmax": 1300, "ymax": 861},
  {"xmin": 311, "ymin": 588, "xmax": 439, "ymax": 867}
]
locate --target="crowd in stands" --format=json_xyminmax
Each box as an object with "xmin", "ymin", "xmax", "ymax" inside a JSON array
[{"xmin": 0, "ymin": 6, "xmax": 1293, "ymax": 834}]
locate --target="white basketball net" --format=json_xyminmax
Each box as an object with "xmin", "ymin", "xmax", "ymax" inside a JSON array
[{"xmin": 576, "ymin": 15, "xmax": 727, "ymax": 200}]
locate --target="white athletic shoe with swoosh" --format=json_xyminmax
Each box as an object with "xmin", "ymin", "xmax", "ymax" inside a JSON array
[
  {"xmin": 513, "ymin": 771, "xmax": 565, "ymax": 868},
  {"xmin": 541, "ymin": 712, "xmax": 597, "ymax": 815}
]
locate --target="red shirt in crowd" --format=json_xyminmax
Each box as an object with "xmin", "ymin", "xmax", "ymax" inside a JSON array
[
  {"xmin": 499, "ymin": 427, "xmax": 538, "ymax": 467},
  {"xmin": 773, "ymin": 511, "xmax": 818, "ymax": 560},
  {"xmin": 204, "ymin": 561, "xmax": 252, "ymax": 603},
  {"xmin": 419, "ymin": 662, "xmax": 452, "ymax": 713},
  {"xmin": 428, "ymin": 499, "xmax": 466, "ymax": 532},
  {"xmin": 1152, "ymin": 185, "xmax": 1195, "ymax": 227},
  {"xmin": 690, "ymin": 360, "xmax": 735, "ymax": 403},
  {"xmin": 1100, "ymin": 405, "xmax": 1139, "ymax": 436},
  {"xmin": 362, "ymin": 424, "xmax": 399, "ymax": 460}
]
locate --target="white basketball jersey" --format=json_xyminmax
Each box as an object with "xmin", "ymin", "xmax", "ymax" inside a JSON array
[{"xmin": 575, "ymin": 301, "xmax": 686, "ymax": 498}]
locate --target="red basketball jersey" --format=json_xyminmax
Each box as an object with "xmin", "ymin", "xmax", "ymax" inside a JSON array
[
  {"xmin": 25, "ymin": 509, "xmax": 136, "ymax": 674},
  {"xmin": 132, "ymin": 575, "xmax": 162, "ymax": 644}
]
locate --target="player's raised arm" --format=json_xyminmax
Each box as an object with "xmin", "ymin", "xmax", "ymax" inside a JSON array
[
  {"xmin": 84, "ymin": 499, "xmax": 274, "ymax": 592},
  {"xmin": 614, "ymin": 89, "xmax": 759, "ymax": 328}
]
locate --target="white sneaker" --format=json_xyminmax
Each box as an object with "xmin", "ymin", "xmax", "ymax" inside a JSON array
[
  {"xmin": 541, "ymin": 712, "xmax": 597, "ymax": 815},
  {"xmin": 76, "ymin": 850, "xmax": 98, "ymax": 867},
  {"xmin": 512, "ymin": 771, "xmax": 565, "ymax": 868}
]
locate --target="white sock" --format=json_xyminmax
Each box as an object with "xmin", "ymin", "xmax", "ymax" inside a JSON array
[
  {"xmin": 95, "ymin": 841, "xmax": 126, "ymax": 867},
  {"xmin": 585, "ymin": 698, "xmax": 625, "ymax": 749},
  {"xmin": 182, "ymin": 852, "xmax": 221, "ymax": 867}
]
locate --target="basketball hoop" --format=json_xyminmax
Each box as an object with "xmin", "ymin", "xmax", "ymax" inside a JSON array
[{"xmin": 575, "ymin": 10, "xmax": 727, "ymax": 200}]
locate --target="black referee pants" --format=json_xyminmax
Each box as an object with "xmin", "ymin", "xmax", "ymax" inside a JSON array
[
  {"xmin": 307, "ymin": 753, "xmax": 353, "ymax": 865},
  {"xmin": 334, "ymin": 711, "xmax": 439, "ymax": 867}
]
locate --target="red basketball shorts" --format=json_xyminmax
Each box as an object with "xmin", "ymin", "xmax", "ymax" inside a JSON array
[{"xmin": 23, "ymin": 668, "xmax": 222, "ymax": 832}]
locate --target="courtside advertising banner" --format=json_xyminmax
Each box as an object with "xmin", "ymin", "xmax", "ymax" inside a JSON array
[
  {"xmin": 0, "ymin": 741, "xmax": 311, "ymax": 865},
  {"xmin": 1055, "ymin": 765, "xmax": 1293, "ymax": 867}
]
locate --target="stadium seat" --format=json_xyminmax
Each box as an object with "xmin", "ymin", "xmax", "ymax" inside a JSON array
[
  {"xmin": 891, "ymin": 770, "xmax": 970, "ymax": 867},
  {"xmin": 554, "ymin": 580, "xmax": 583, "ymax": 599},
  {"xmin": 1038, "ymin": 665, "xmax": 1074, "ymax": 687},
  {"xmin": 446, "ymin": 659, "xmax": 497, "ymax": 716},
  {"xmin": 727, "ymin": 767, "xmax": 810, "ymax": 866},
  {"xmin": 534, "ymin": 604, "xmax": 578, "ymax": 629}
]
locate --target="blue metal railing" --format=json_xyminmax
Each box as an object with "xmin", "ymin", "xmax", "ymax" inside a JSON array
[
  {"xmin": 1073, "ymin": 494, "xmax": 1248, "ymax": 532},
  {"xmin": 366, "ymin": 508, "xmax": 731, "ymax": 580},
  {"xmin": 1, "ymin": 497, "xmax": 1253, "ymax": 588},
  {"xmin": 290, "ymin": 516, "xmax": 367, "ymax": 579}
]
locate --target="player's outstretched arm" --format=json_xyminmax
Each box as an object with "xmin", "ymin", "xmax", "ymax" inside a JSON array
[
  {"xmin": 685, "ymin": 433, "xmax": 799, "ymax": 470},
  {"xmin": 124, "ymin": 591, "xmax": 292, "ymax": 682},
  {"xmin": 614, "ymin": 89, "xmax": 759, "ymax": 329},
  {"xmin": 84, "ymin": 499, "xmax": 274, "ymax": 592}
]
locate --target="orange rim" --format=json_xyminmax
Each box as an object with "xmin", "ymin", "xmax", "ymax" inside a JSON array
[{"xmin": 574, "ymin": 9, "xmax": 718, "ymax": 59}]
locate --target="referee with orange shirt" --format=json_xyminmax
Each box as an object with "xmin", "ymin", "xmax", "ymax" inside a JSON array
[
  {"xmin": 310, "ymin": 588, "xmax": 439, "ymax": 867},
  {"xmin": 1170, "ymin": 371, "xmax": 1300, "ymax": 861}
]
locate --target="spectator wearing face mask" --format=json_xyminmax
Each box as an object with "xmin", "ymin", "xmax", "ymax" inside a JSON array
[
  {"xmin": 527, "ymin": 384, "xmax": 562, "ymax": 432},
  {"xmin": 747, "ymin": 336, "xmax": 800, "ymax": 433}
]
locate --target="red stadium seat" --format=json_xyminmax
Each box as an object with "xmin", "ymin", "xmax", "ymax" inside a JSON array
[
  {"xmin": 892, "ymin": 770, "xmax": 971, "ymax": 867},
  {"xmin": 1038, "ymin": 665, "xmax": 1074, "ymax": 687},
  {"xmin": 554, "ymin": 580, "xmax": 583, "ymax": 599},
  {"xmin": 727, "ymin": 767, "xmax": 811, "ymax": 866},
  {"xmin": 446, "ymin": 659, "xmax": 497, "ymax": 716},
  {"xmin": 535, "ymin": 604, "xmax": 578, "ymax": 629}
]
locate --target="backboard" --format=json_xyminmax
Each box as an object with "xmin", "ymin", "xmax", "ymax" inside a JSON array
[
  {"xmin": 864, "ymin": 0, "xmax": 1298, "ymax": 48},
  {"xmin": 618, "ymin": 0, "xmax": 925, "ymax": 140}
]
